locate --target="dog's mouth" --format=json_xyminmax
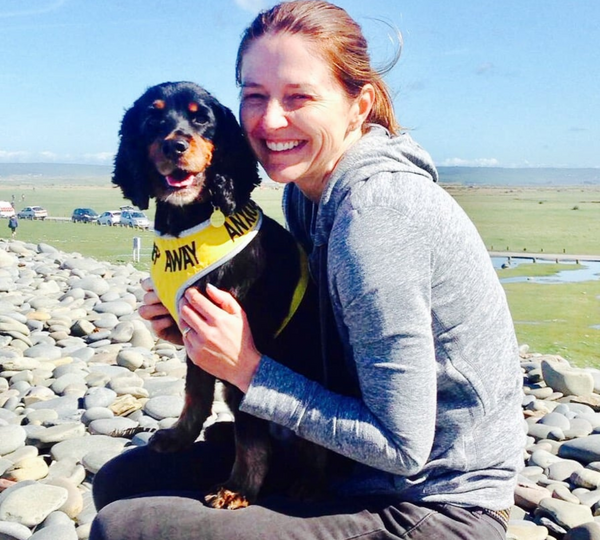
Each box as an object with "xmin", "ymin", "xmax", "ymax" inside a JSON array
[{"xmin": 164, "ymin": 169, "xmax": 198, "ymax": 189}]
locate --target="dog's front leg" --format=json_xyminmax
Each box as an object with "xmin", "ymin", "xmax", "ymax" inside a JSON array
[
  {"xmin": 149, "ymin": 359, "xmax": 215, "ymax": 452},
  {"xmin": 205, "ymin": 390, "xmax": 272, "ymax": 509}
]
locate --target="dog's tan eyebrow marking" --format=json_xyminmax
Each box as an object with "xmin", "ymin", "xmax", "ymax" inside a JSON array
[
  {"xmin": 152, "ymin": 100, "xmax": 166, "ymax": 110},
  {"xmin": 188, "ymin": 102, "xmax": 199, "ymax": 113}
]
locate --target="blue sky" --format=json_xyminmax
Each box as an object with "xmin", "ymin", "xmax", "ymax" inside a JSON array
[{"xmin": 1, "ymin": 0, "xmax": 598, "ymax": 169}]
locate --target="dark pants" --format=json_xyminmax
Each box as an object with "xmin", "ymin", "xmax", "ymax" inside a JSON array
[{"xmin": 90, "ymin": 426, "xmax": 506, "ymax": 540}]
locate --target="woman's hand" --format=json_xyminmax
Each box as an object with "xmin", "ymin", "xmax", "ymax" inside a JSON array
[
  {"xmin": 139, "ymin": 277, "xmax": 183, "ymax": 345},
  {"xmin": 178, "ymin": 284, "xmax": 261, "ymax": 393}
]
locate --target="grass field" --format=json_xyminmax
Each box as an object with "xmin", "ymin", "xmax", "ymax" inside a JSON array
[
  {"xmin": 1, "ymin": 183, "xmax": 599, "ymax": 367},
  {"xmin": 446, "ymin": 185, "xmax": 600, "ymax": 255}
]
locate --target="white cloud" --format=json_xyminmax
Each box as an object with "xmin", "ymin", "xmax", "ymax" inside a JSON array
[
  {"xmin": 234, "ymin": 0, "xmax": 268, "ymax": 14},
  {"xmin": 0, "ymin": 150, "xmax": 30, "ymax": 162},
  {"xmin": 440, "ymin": 157, "xmax": 500, "ymax": 167},
  {"xmin": 82, "ymin": 152, "xmax": 114, "ymax": 164},
  {"xmin": 0, "ymin": 150, "xmax": 114, "ymax": 165}
]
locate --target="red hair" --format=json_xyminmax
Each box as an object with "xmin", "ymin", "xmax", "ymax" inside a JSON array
[{"xmin": 235, "ymin": 0, "xmax": 400, "ymax": 135}]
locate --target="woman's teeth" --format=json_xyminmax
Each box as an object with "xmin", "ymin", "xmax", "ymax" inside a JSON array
[{"xmin": 265, "ymin": 140, "xmax": 301, "ymax": 152}]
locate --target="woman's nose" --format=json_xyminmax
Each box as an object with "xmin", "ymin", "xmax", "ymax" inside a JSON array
[{"xmin": 260, "ymin": 99, "xmax": 288, "ymax": 130}]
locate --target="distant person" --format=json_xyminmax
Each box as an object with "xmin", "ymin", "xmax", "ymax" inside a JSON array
[
  {"xmin": 91, "ymin": 2, "xmax": 524, "ymax": 539},
  {"xmin": 8, "ymin": 215, "xmax": 18, "ymax": 238}
]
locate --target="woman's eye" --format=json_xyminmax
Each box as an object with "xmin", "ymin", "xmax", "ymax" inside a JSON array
[{"xmin": 242, "ymin": 93, "xmax": 266, "ymax": 103}]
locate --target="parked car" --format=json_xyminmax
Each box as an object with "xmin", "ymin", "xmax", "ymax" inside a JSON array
[
  {"xmin": 120, "ymin": 209, "xmax": 150, "ymax": 229},
  {"xmin": 71, "ymin": 208, "xmax": 99, "ymax": 223},
  {"xmin": 17, "ymin": 206, "xmax": 47, "ymax": 220},
  {"xmin": 97, "ymin": 210, "xmax": 122, "ymax": 226},
  {"xmin": 0, "ymin": 201, "xmax": 15, "ymax": 218}
]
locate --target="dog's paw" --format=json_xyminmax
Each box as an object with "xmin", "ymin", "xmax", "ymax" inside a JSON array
[
  {"xmin": 205, "ymin": 488, "xmax": 250, "ymax": 510},
  {"xmin": 148, "ymin": 427, "xmax": 194, "ymax": 453}
]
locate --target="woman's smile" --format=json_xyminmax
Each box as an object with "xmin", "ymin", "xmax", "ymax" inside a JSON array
[
  {"xmin": 264, "ymin": 139, "xmax": 304, "ymax": 152},
  {"xmin": 239, "ymin": 32, "xmax": 366, "ymax": 201}
]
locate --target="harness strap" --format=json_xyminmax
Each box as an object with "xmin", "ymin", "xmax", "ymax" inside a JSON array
[{"xmin": 274, "ymin": 244, "xmax": 310, "ymax": 338}]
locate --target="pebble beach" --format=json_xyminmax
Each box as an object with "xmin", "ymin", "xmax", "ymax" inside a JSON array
[{"xmin": 1, "ymin": 238, "xmax": 600, "ymax": 540}]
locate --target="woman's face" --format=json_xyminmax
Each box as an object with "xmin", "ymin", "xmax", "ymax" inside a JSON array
[{"xmin": 239, "ymin": 33, "xmax": 366, "ymax": 201}]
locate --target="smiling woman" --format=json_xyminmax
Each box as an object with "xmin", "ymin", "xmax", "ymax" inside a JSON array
[
  {"xmin": 238, "ymin": 32, "xmax": 373, "ymax": 201},
  {"xmin": 90, "ymin": 2, "xmax": 524, "ymax": 540}
]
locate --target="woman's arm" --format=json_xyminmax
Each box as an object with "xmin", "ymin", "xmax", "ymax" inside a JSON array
[{"xmin": 241, "ymin": 205, "xmax": 438, "ymax": 476}]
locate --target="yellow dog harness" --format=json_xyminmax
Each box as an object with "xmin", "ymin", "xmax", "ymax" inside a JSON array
[{"xmin": 150, "ymin": 201, "xmax": 309, "ymax": 337}]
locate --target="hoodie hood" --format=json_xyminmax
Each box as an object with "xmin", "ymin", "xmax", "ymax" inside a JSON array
[{"xmin": 314, "ymin": 124, "xmax": 438, "ymax": 246}]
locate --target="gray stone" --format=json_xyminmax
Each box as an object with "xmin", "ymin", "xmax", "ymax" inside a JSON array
[
  {"xmin": 29, "ymin": 523, "xmax": 78, "ymax": 540},
  {"xmin": 507, "ymin": 523, "xmax": 549, "ymax": 540},
  {"xmin": 81, "ymin": 449, "xmax": 124, "ymax": 475},
  {"xmin": 0, "ymin": 425, "xmax": 26, "ymax": 456},
  {"xmin": 110, "ymin": 321, "xmax": 134, "ymax": 343},
  {"xmin": 573, "ymin": 469, "xmax": 600, "ymax": 490},
  {"xmin": 560, "ymin": 436, "xmax": 600, "ymax": 464},
  {"xmin": 564, "ymin": 522, "xmax": 600, "ymax": 540},
  {"xmin": 548, "ymin": 459, "xmax": 584, "ymax": 482},
  {"xmin": 0, "ymin": 520, "xmax": 32, "ymax": 540},
  {"xmin": 23, "ymin": 344, "xmax": 62, "ymax": 361},
  {"xmin": 144, "ymin": 395, "xmax": 184, "ymax": 420},
  {"xmin": 81, "ymin": 407, "xmax": 114, "ymax": 424},
  {"xmin": 0, "ymin": 483, "xmax": 69, "ymax": 527},
  {"xmin": 129, "ymin": 319, "xmax": 155, "ymax": 349},
  {"xmin": 93, "ymin": 301, "xmax": 133, "ymax": 317},
  {"xmin": 28, "ymin": 396, "xmax": 80, "ymax": 418},
  {"xmin": 42, "ymin": 477, "xmax": 83, "ymax": 520},
  {"xmin": 528, "ymin": 422, "xmax": 565, "ymax": 441},
  {"xmin": 540, "ymin": 412, "xmax": 571, "ymax": 430},
  {"xmin": 83, "ymin": 387, "xmax": 117, "ymax": 409},
  {"xmin": 92, "ymin": 313, "xmax": 119, "ymax": 329},
  {"xmin": 69, "ymin": 320, "xmax": 96, "ymax": 337},
  {"xmin": 88, "ymin": 417, "xmax": 138, "ymax": 436},
  {"xmin": 116, "ymin": 349, "xmax": 145, "ymax": 371},
  {"xmin": 537, "ymin": 497, "xmax": 594, "ymax": 530},
  {"xmin": 50, "ymin": 434, "xmax": 127, "ymax": 463},
  {"xmin": 542, "ymin": 360, "xmax": 595, "ymax": 397}
]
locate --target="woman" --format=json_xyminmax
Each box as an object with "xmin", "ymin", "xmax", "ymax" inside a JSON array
[{"xmin": 90, "ymin": 2, "xmax": 523, "ymax": 539}]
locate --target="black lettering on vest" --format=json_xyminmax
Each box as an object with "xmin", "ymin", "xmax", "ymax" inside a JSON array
[
  {"xmin": 225, "ymin": 222, "xmax": 241, "ymax": 240},
  {"xmin": 239, "ymin": 203, "xmax": 258, "ymax": 222},
  {"xmin": 151, "ymin": 243, "xmax": 161, "ymax": 264},
  {"xmin": 164, "ymin": 241, "xmax": 199, "ymax": 272}
]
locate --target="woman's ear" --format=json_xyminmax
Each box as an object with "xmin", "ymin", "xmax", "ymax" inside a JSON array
[{"xmin": 351, "ymin": 83, "xmax": 375, "ymax": 131}]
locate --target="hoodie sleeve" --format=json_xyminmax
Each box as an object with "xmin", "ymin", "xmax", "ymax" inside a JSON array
[{"xmin": 240, "ymin": 200, "xmax": 436, "ymax": 476}]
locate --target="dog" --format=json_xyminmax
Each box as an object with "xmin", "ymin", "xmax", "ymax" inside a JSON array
[{"xmin": 112, "ymin": 81, "xmax": 329, "ymax": 510}]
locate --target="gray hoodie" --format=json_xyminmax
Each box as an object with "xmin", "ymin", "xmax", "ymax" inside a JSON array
[{"xmin": 240, "ymin": 125, "xmax": 524, "ymax": 510}]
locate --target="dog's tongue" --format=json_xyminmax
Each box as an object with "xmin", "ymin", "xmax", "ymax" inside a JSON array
[{"xmin": 166, "ymin": 173, "xmax": 195, "ymax": 188}]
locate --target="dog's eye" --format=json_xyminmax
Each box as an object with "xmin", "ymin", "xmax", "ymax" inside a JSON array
[
  {"xmin": 191, "ymin": 111, "xmax": 209, "ymax": 126},
  {"xmin": 144, "ymin": 108, "xmax": 164, "ymax": 130}
]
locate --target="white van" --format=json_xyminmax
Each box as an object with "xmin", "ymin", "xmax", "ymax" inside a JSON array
[{"xmin": 0, "ymin": 201, "xmax": 15, "ymax": 218}]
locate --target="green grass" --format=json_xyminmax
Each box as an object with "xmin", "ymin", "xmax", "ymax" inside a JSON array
[
  {"xmin": 504, "ymin": 280, "xmax": 600, "ymax": 366},
  {"xmin": 447, "ymin": 185, "xmax": 600, "ymax": 255},
  {"xmin": 1, "ymin": 183, "xmax": 599, "ymax": 367}
]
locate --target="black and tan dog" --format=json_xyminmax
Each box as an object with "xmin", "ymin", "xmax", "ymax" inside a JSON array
[{"xmin": 113, "ymin": 81, "xmax": 327, "ymax": 509}]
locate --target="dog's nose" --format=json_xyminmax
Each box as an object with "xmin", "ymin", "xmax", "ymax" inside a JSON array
[{"xmin": 162, "ymin": 138, "xmax": 189, "ymax": 158}]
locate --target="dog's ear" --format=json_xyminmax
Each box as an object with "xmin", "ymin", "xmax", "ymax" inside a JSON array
[
  {"xmin": 208, "ymin": 103, "xmax": 261, "ymax": 213},
  {"xmin": 112, "ymin": 104, "xmax": 151, "ymax": 210}
]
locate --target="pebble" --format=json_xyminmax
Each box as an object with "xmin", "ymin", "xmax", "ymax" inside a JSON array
[
  {"xmin": 4, "ymin": 239, "xmax": 600, "ymax": 539},
  {"xmin": 0, "ymin": 483, "xmax": 69, "ymax": 527}
]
